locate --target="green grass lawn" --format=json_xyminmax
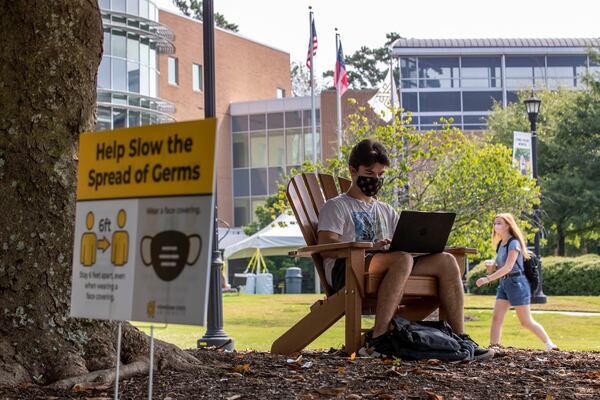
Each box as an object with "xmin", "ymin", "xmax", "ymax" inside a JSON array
[{"xmin": 134, "ymin": 294, "xmax": 600, "ymax": 352}]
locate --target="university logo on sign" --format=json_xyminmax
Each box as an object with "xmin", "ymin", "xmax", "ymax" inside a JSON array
[{"xmin": 70, "ymin": 119, "xmax": 217, "ymax": 326}]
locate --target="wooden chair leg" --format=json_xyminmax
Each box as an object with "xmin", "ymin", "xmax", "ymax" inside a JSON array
[
  {"xmin": 271, "ymin": 292, "xmax": 345, "ymax": 355},
  {"xmin": 345, "ymin": 250, "xmax": 365, "ymax": 355}
]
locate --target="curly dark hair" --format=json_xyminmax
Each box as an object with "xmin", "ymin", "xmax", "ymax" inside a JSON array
[{"xmin": 348, "ymin": 139, "xmax": 390, "ymax": 170}]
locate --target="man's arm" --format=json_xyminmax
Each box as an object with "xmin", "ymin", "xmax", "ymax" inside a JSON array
[{"xmin": 318, "ymin": 230, "xmax": 342, "ymax": 259}]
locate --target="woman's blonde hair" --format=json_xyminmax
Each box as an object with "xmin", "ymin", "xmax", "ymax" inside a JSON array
[{"xmin": 492, "ymin": 213, "xmax": 530, "ymax": 260}]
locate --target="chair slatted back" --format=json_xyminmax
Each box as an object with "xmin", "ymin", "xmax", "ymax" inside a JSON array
[
  {"xmin": 338, "ymin": 176, "xmax": 351, "ymax": 193},
  {"xmin": 319, "ymin": 174, "xmax": 339, "ymax": 200},
  {"xmin": 288, "ymin": 173, "xmax": 353, "ymax": 296},
  {"xmin": 287, "ymin": 176, "xmax": 318, "ymax": 246},
  {"xmin": 303, "ymin": 173, "xmax": 326, "ymax": 214}
]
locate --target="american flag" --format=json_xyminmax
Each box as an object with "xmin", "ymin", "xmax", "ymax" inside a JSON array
[
  {"xmin": 334, "ymin": 40, "xmax": 348, "ymax": 97},
  {"xmin": 306, "ymin": 18, "xmax": 317, "ymax": 69}
]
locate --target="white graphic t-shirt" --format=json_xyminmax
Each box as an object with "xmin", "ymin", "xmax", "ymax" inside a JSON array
[{"xmin": 317, "ymin": 193, "xmax": 399, "ymax": 284}]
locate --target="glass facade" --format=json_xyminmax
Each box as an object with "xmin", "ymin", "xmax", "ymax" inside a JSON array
[
  {"xmin": 97, "ymin": 0, "xmax": 175, "ymax": 131},
  {"xmin": 398, "ymin": 53, "xmax": 594, "ymax": 131},
  {"xmin": 231, "ymin": 109, "xmax": 321, "ymax": 227}
]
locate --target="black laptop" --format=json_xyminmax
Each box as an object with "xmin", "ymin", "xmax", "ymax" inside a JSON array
[{"xmin": 388, "ymin": 210, "xmax": 456, "ymax": 254}]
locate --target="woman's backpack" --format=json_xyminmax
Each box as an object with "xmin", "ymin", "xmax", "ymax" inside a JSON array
[{"xmin": 497, "ymin": 238, "xmax": 541, "ymax": 295}]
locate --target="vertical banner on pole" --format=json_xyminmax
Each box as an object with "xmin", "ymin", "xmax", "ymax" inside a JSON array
[{"xmin": 513, "ymin": 131, "xmax": 533, "ymax": 178}]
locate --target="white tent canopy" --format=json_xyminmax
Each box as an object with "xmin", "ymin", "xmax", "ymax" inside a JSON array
[{"xmin": 224, "ymin": 212, "xmax": 306, "ymax": 260}]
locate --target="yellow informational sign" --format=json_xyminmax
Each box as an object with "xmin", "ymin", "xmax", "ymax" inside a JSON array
[
  {"xmin": 77, "ymin": 119, "xmax": 216, "ymax": 200},
  {"xmin": 70, "ymin": 119, "xmax": 217, "ymax": 326}
]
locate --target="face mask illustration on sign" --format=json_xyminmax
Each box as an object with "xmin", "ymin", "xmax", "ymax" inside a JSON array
[{"xmin": 140, "ymin": 231, "xmax": 202, "ymax": 281}]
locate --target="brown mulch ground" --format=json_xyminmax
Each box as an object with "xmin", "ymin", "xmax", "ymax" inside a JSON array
[{"xmin": 1, "ymin": 347, "xmax": 599, "ymax": 399}]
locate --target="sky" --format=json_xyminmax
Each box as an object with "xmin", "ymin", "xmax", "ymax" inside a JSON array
[{"xmin": 156, "ymin": 0, "xmax": 600, "ymax": 71}]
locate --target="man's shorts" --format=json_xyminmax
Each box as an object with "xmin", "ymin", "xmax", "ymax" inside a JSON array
[
  {"xmin": 496, "ymin": 273, "xmax": 531, "ymax": 306},
  {"xmin": 331, "ymin": 253, "xmax": 423, "ymax": 294}
]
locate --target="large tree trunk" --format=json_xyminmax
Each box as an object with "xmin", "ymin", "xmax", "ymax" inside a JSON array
[{"xmin": 0, "ymin": 0, "xmax": 197, "ymax": 388}]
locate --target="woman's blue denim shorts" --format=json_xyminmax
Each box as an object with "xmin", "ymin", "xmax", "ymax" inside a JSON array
[{"xmin": 496, "ymin": 274, "xmax": 531, "ymax": 306}]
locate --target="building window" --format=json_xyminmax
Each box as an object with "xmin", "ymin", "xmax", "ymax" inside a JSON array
[
  {"xmin": 267, "ymin": 112, "xmax": 284, "ymax": 129},
  {"xmin": 460, "ymin": 56, "xmax": 502, "ymax": 88},
  {"xmin": 462, "ymin": 91, "xmax": 503, "ymax": 111},
  {"xmin": 285, "ymin": 111, "xmax": 302, "ymax": 128},
  {"xmin": 286, "ymin": 128, "xmax": 302, "ymax": 165},
  {"xmin": 234, "ymin": 198, "xmax": 250, "ymax": 227},
  {"xmin": 232, "ymin": 134, "xmax": 249, "ymax": 168},
  {"xmin": 505, "ymin": 56, "xmax": 545, "ymax": 89},
  {"xmin": 250, "ymin": 132, "xmax": 267, "ymax": 168},
  {"xmin": 232, "ymin": 115, "xmax": 248, "ymax": 132},
  {"xmin": 268, "ymin": 130, "xmax": 285, "ymax": 166},
  {"xmin": 168, "ymin": 57, "xmax": 178, "ymax": 85},
  {"xmin": 418, "ymin": 57, "xmax": 459, "ymax": 89},
  {"xmin": 276, "ymin": 88, "xmax": 285, "ymax": 98},
  {"xmin": 233, "ymin": 169, "xmax": 250, "ymax": 196},
  {"xmin": 546, "ymin": 55, "xmax": 586, "ymax": 88},
  {"xmin": 193, "ymin": 63, "xmax": 202, "ymax": 92},
  {"xmin": 419, "ymin": 92, "xmax": 461, "ymax": 112},
  {"xmin": 250, "ymin": 168, "xmax": 268, "ymax": 196},
  {"xmin": 401, "ymin": 92, "xmax": 418, "ymax": 112}
]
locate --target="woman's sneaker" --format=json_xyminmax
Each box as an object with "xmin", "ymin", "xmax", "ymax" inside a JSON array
[
  {"xmin": 357, "ymin": 331, "xmax": 392, "ymax": 358},
  {"xmin": 458, "ymin": 333, "xmax": 495, "ymax": 360}
]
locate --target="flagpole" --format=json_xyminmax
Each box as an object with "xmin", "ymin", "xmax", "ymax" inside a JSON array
[
  {"xmin": 309, "ymin": 7, "xmax": 317, "ymax": 164},
  {"xmin": 335, "ymin": 29, "xmax": 342, "ymax": 158},
  {"xmin": 308, "ymin": 6, "xmax": 320, "ymax": 294},
  {"xmin": 389, "ymin": 55, "xmax": 399, "ymax": 208}
]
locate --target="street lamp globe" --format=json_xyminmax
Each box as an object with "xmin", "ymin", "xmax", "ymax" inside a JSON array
[{"xmin": 524, "ymin": 93, "xmax": 542, "ymax": 126}]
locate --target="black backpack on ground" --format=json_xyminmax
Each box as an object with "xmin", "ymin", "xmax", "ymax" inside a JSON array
[
  {"xmin": 388, "ymin": 316, "xmax": 475, "ymax": 361},
  {"xmin": 496, "ymin": 237, "xmax": 541, "ymax": 295}
]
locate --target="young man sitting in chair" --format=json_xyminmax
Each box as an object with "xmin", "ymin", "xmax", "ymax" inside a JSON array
[{"xmin": 317, "ymin": 139, "xmax": 493, "ymax": 360}]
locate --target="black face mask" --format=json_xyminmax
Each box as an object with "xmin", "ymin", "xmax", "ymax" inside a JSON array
[{"xmin": 356, "ymin": 175, "xmax": 384, "ymax": 197}]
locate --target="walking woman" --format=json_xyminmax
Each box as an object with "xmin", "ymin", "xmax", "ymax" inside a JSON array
[{"xmin": 476, "ymin": 213, "xmax": 558, "ymax": 351}]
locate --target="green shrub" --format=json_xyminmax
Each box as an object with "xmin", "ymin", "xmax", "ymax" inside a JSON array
[
  {"xmin": 466, "ymin": 255, "xmax": 600, "ymax": 295},
  {"xmin": 466, "ymin": 262, "xmax": 499, "ymax": 295}
]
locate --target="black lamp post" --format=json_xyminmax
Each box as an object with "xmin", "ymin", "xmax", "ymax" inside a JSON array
[
  {"xmin": 524, "ymin": 93, "xmax": 547, "ymax": 304},
  {"xmin": 197, "ymin": 0, "xmax": 234, "ymax": 351}
]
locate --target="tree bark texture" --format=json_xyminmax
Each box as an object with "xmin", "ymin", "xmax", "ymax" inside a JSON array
[{"xmin": 0, "ymin": 0, "xmax": 197, "ymax": 387}]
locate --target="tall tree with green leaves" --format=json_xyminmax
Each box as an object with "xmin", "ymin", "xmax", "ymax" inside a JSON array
[
  {"xmin": 323, "ymin": 32, "xmax": 402, "ymax": 89},
  {"xmin": 173, "ymin": 0, "xmax": 239, "ymax": 32},
  {"xmin": 0, "ymin": 0, "xmax": 196, "ymax": 388},
  {"xmin": 290, "ymin": 61, "xmax": 313, "ymax": 97},
  {"xmin": 487, "ymin": 88, "xmax": 600, "ymax": 256},
  {"xmin": 270, "ymin": 103, "xmax": 538, "ymax": 259}
]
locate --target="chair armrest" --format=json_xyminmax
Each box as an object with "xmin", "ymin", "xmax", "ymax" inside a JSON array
[
  {"xmin": 444, "ymin": 246, "xmax": 478, "ymax": 255},
  {"xmin": 289, "ymin": 241, "xmax": 373, "ymax": 257}
]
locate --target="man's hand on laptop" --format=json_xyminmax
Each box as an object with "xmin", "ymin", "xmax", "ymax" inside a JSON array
[{"xmin": 372, "ymin": 238, "xmax": 391, "ymax": 250}]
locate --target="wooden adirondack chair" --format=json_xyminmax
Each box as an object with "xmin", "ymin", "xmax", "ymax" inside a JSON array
[{"xmin": 271, "ymin": 172, "xmax": 477, "ymax": 355}]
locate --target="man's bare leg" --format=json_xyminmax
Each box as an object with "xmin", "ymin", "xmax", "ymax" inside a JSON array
[
  {"xmin": 411, "ymin": 252, "xmax": 465, "ymax": 333},
  {"xmin": 368, "ymin": 251, "xmax": 413, "ymax": 337}
]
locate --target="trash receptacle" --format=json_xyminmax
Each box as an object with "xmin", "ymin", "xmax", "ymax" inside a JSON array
[{"xmin": 285, "ymin": 267, "xmax": 303, "ymax": 294}]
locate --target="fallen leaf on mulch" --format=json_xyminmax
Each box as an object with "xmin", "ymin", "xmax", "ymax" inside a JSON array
[
  {"xmin": 584, "ymin": 370, "xmax": 600, "ymax": 379},
  {"xmin": 226, "ymin": 395, "xmax": 242, "ymax": 400},
  {"xmin": 316, "ymin": 386, "xmax": 346, "ymax": 396},
  {"xmin": 350, "ymin": 352, "xmax": 356, "ymax": 360},
  {"xmin": 425, "ymin": 391, "xmax": 443, "ymax": 400},
  {"xmin": 232, "ymin": 363, "xmax": 250, "ymax": 373},
  {"xmin": 545, "ymin": 395, "xmax": 554, "ymax": 400},
  {"xmin": 72, "ymin": 382, "xmax": 111, "ymax": 392}
]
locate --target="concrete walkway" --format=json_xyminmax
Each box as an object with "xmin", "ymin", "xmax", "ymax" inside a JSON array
[{"xmin": 530, "ymin": 310, "xmax": 600, "ymax": 316}]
